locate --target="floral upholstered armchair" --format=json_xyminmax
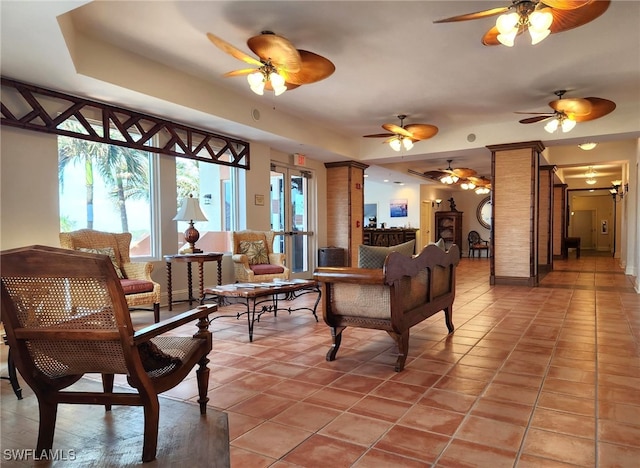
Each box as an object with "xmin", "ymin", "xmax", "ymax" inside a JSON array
[
  {"xmin": 59, "ymin": 229, "xmax": 161, "ymax": 322},
  {"xmin": 231, "ymin": 230, "xmax": 290, "ymax": 283}
]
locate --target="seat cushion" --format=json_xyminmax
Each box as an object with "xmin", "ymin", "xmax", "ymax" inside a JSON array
[
  {"xmin": 358, "ymin": 240, "xmax": 415, "ymax": 269},
  {"xmin": 239, "ymin": 240, "xmax": 269, "ymax": 265},
  {"xmin": 120, "ymin": 279, "xmax": 155, "ymax": 294},
  {"xmin": 250, "ymin": 264, "xmax": 285, "ymax": 275}
]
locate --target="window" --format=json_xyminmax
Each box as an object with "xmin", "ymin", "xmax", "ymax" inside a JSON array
[
  {"xmin": 58, "ymin": 118, "xmax": 159, "ymax": 259},
  {"xmin": 175, "ymin": 157, "xmax": 242, "ymax": 253}
]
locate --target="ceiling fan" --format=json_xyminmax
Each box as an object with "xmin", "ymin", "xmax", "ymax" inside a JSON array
[
  {"xmin": 433, "ymin": 0, "xmax": 610, "ymax": 47},
  {"xmin": 363, "ymin": 115, "xmax": 438, "ymax": 151},
  {"xmin": 410, "ymin": 160, "xmax": 492, "ymax": 193},
  {"xmin": 206, "ymin": 31, "xmax": 335, "ymax": 96},
  {"xmin": 517, "ymin": 90, "xmax": 616, "ymax": 133}
]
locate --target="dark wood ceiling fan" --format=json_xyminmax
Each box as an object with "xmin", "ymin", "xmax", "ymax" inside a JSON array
[{"xmin": 433, "ymin": 0, "xmax": 610, "ymax": 46}]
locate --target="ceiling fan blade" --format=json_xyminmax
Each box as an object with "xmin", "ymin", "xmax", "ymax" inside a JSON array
[
  {"xmin": 433, "ymin": 6, "xmax": 509, "ymax": 23},
  {"xmin": 573, "ymin": 97, "xmax": 616, "ymax": 122},
  {"xmin": 247, "ymin": 32, "xmax": 302, "ymax": 73},
  {"xmin": 468, "ymin": 176, "xmax": 491, "ymax": 186},
  {"xmin": 418, "ymin": 170, "xmax": 449, "ymax": 181},
  {"xmin": 223, "ymin": 69, "xmax": 257, "ymax": 78},
  {"xmin": 519, "ymin": 115, "xmax": 554, "ymax": 124},
  {"xmin": 550, "ymin": 97, "xmax": 592, "ymax": 116},
  {"xmin": 542, "ymin": 0, "xmax": 594, "ymax": 10},
  {"xmin": 264, "ymin": 81, "xmax": 301, "ymax": 92},
  {"xmin": 283, "ymin": 50, "xmax": 336, "ymax": 85},
  {"xmin": 549, "ymin": 0, "xmax": 610, "ymax": 33},
  {"xmin": 482, "ymin": 25, "xmax": 525, "ymax": 46},
  {"xmin": 207, "ymin": 33, "xmax": 262, "ymax": 67},
  {"xmin": 404, "ymin": 124, "xmax": 439, "ymax": 140},
  {"xmin": 363, "ymin": 133, "xmax": 395, "ymax": 138},
  {"xmin": 452, "ymin": 168, "xmax": 477, "ymax": 178},
  {"xmin": 514, "ymin": 111, "xmax": 556, "ymax": 115},
  {"xmin": 382, "ymin": 123, "xmax": 413, "ymax": 138}
]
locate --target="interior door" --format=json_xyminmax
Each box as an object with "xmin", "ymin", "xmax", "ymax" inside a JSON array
[
  {"xmin": 270, "ymin": 163, "xmax": 315, "ymax": 278},
  {"xmin": 571, "ymin": 210, "xmax": 595, "ymax": 249}
]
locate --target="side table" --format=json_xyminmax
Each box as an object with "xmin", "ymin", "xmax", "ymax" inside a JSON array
[{"xmin": 164, "ymin": 253, "xmax": 223, "ymax": 311}]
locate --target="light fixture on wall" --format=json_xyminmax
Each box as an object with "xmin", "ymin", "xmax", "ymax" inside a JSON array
[
  {"xmin": 609, "ymin": 180, "xmax": 626, "ymax": 201},
  {"xmin": 433, "ymin": 199, "xmax": 442, "ymax": 208},
  {"xmin": 579, "ymin": 142, "xmax": 597, "ymax": 151},
  {"xmin": 496, "ymin": 4, "xmax": 553, "ymax": 47},
  {"xmin": 246, "ymin": 61, "xmax": 287, "ymax": 96},
  {"xmin": 544, "ymin": 114, "xmax": 576, "ymax": 134},
  {"xmin": 173, "ymin": 194, "xmax": 208, "ymax": 253}
]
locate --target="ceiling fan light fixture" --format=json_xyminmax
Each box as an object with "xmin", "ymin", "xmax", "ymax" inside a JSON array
[
  {"xmin": 247, "ymin": 71, "xmax": 266, "ymax": 95},
  {"xmin": 529, "ymin": 27, "xmax": 551, "ymax": 45},
  {"xmin": 496, "ymin": 12, "xmax": 519, "ymax": 34},
  {"xmin": 475, "ymin": 186, "xmax": 490, "ymax": 195},
  {"xmin": 389, "ymin": 138, "xmax": 402, "ymax": 152},
  {"xmin": 529, "ymin": 9, "xmax": 553, "ymax": 30},
  {"xmin": 561, "ymin": 118, "xmax": 576, "ymax": 133},
  {"xmin": 402, "ymin": 137, "xmax": 414, "ymax": 151},
  {"xmin": 544, "ymin": 118, "xmax": 559, "ymax": 133},
  {"xmin": 269, "ymin": 71, "xmax": 287, "ymax": 96},
  {"xmin": 497, "ymin": 30, "xmax": 518, "ymax": 47}
]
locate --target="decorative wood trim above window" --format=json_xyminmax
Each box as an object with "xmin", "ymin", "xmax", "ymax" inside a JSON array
[{"xmin": 0, "ymin": 77, "xmax": 250, "ymax": 169}]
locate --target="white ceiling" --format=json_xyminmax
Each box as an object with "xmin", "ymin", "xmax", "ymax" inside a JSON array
[{"xmin": 1, "ymin": 1, "xmax": 638, "ymax": 186}]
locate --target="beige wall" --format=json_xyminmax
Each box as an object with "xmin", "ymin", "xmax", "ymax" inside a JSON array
[{"xmin": 1, "ymin": 127, "xmax": 60, "ymax": 249}]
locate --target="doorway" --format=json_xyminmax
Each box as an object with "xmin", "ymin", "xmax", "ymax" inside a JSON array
[
  {"xmin": 270, "ymin": 163, "xmax": 315, "ymax": 278},
  {"xmin": 570, "ymin": 210, "xmax": 595, "ymax": 250}
]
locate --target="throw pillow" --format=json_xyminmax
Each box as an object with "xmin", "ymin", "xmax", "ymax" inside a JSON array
[
  {"xmin": 239, "ymin": 240, "xmax": 269, "ymax": 265},
  {"xmin": 77, "ymin": 247, "xmax": 124, "ymax": 278},
  {"xmin": 137, "ymin": 340, "xmax": 181, "ymax": 372},
  {"xmin": 358, "ymin": 240, "xmax": 416, "ymax": 269}
]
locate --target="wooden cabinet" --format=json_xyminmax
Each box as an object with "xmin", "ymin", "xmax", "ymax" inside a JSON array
[
  {"xmin": 363, "ymin": 228, "xmax": 418, "ymax": 252},
  {"xmin": 435, "ymin": 211, "xmax": 463, "ymax": 253}
]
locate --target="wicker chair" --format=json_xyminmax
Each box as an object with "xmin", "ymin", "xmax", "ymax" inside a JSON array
[
  {"xmin": 59, "ymin": 229, "xmax": 161, "ymax": 322},
  {"xmin": 231, "ymin": 230, "xmax": 290, "ymax": 283},
  {"xmin": 0, "ymin": 245, "xmax": 215, "ymax": 463}
]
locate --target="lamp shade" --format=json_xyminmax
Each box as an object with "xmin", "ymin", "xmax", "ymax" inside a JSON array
[{"xmin": 173, "ymin": 195, "xmax": 208, "ymax": 222}]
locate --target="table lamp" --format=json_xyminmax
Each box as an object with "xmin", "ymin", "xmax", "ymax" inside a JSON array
[{"xmin": 173, "ymin": 194, "xmax": 208, "ymax": 253}]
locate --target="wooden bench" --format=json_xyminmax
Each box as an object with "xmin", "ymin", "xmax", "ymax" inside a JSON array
[{"xmin": 314, "ymin": 244, "xmax": 460, "ymax": 371}]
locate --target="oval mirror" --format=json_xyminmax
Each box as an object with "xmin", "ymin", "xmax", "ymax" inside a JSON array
[{"xmin": 477, "ymin": 196, "xmax": 491, "ymax": 230}]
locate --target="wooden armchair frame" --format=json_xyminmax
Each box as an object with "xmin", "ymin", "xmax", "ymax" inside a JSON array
[
  {"xmin": 468, "ymin": 230, "xmax": 490, "ymax": 258},
  {"xmin": 1, "ymin": 245, "xmax": 214, "ymax": 463},
  {"xmin": 315, "ymin": 244, "xmax": 460, "ymax": 371}
]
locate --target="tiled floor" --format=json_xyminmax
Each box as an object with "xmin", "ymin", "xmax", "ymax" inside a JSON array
[{"xmin": 3, "ymin": 252, "xmax": 639, "ymax": 467}]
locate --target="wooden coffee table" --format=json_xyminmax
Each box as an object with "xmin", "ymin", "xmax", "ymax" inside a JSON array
[{"xmin": 204, "ymin": 280, "xmax": 321, "ymax": 342}]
